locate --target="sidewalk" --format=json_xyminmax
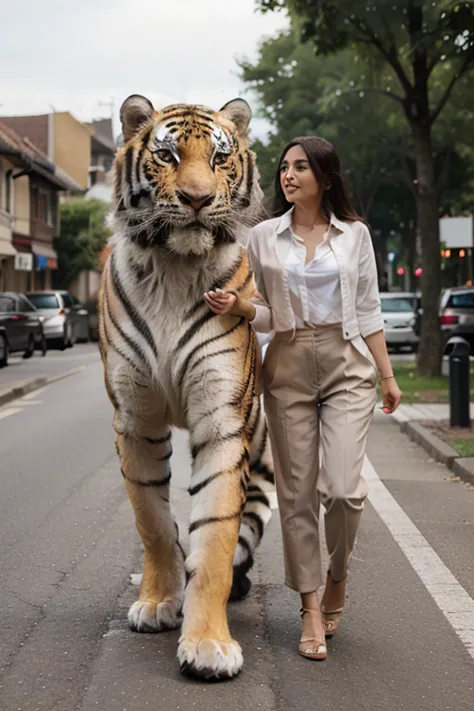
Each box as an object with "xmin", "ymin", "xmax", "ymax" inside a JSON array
[
  {"xmin": 392, "ymin": 402, "xmax": 474, "ymax": 423},
  {"xmin": 0, "ymin": 343, "xmax": 100, "ymax": 407},
  {"xmin": 389, "ymin": 402, "xmax": 474, "ymax": 485}
]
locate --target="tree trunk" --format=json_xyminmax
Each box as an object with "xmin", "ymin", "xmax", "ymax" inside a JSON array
[{"xmin": 411, "ymin": 123, "xmax": 442, "ymax": 376}]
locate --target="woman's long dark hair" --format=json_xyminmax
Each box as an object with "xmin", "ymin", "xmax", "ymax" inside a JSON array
[{"xmin": 273, "ymin": 136, "xmax": 362, "ymax": 222}]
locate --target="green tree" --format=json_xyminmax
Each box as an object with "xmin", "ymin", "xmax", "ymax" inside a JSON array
[
  {"xmin": 53, "ymin": 198, "xmax": 110, "ymax": 289},
  {"xmin": 240, "ymin": 31, "xmax": 413, "ymax": 277},
  {"xmin": 257, "ymin": 0, "xmax": 474, "ymax": 375}
]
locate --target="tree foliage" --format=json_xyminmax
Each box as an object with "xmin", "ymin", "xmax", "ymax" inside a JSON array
[
  {"xmin": 255, "ymin": 0, "xmax": 474, "ymax": 375},
  {"xmin": 53, "ymin": 198, "xmax": 110, "ymax": 289}
]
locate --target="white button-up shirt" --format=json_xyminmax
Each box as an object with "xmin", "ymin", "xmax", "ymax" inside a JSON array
[{"xmin": 243, "ymin": 208, "xmax": 384, "ymax": 364}]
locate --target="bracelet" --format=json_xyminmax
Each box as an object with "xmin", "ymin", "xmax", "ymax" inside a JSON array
[{"xmin": 380, "ymin": 374, "xmax": 394, "ymax": 381}]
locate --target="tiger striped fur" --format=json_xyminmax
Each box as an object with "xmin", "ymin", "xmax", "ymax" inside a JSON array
[{"xmin": 98, "ymin": 95, "xmax": 274, "ymax": 680}]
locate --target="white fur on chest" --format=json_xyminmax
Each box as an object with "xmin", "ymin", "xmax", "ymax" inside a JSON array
[{"xmin": 110, "ymin": 238, "xmax": 243, "ymax": 424}]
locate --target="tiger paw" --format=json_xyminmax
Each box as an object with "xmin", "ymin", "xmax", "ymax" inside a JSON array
[
  {"xmin": 178, "ymin": 637, "xmax": 243, "ymax": 680},
  {"xmin": 128, "ymin": 598, "xmax": 182, "ymax": 633}
]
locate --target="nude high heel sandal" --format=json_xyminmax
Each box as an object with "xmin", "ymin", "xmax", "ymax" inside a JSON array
[{"xmin": 299, "ymin": 608, "xmax": 328, "ymax": 660}]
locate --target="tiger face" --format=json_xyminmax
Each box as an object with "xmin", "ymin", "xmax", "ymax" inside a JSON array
[{"xmin": 113, "ymin": 95, "xmax": 262, "ymax": 256}]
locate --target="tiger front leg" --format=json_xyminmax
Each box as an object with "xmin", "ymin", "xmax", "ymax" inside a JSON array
[
  {"xmin": 178, "ymin": 413, "xmax": 248, "ymax": 680},
  {"xmin": 117, "ymin": 430, "xmax": 185, "ymax": 633}
]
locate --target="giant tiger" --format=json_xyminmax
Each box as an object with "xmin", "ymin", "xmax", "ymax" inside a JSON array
[{"xmin": 98, "ymin": 95, "xmax": 274, "ymax": 680}]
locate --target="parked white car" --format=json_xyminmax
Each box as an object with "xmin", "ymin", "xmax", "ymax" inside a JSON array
[
  {"xmin": 25, "ymin": 290, "xmax": 89, "ymax": 349},
  {"xmin": 380, "ymin": 292, "xmax": 419, "ymax": 352}
]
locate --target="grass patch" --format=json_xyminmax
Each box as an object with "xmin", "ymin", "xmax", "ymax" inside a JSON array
[
  {"xmin": 391, "ymin": 362, "xmax": 474, "ymax": 404},
  {"xmin": 423, "ymin": 421, "xmax": 474, "ymax": 458},
  {"xmin": 450, "ymin": 440, "xmax": 474, "ymax": 457}
]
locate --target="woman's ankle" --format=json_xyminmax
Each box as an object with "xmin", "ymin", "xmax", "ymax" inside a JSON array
[{"xmin": 300, "ymin": 590, "xmax": 320, "ymax": 611}]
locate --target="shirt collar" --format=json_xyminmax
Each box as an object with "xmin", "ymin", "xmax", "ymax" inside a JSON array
[
  {"xmin": 276, "ymin": 207, "xmax": 295, "ymax": 235},
  {"xmin": 276, "ymin": 207, "xmax": 346, "ymax": 236}
]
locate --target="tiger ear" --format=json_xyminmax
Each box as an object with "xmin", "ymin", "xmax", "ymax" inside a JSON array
[
  {"xmin": 218, "ymin": 99, "xmax": 252, "ymax": 138},
  {"xmin": 120, "ymin": 94, "xmax": 155, "ymax": 141}
]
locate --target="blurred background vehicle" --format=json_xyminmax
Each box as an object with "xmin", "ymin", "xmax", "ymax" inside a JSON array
[
  {"xmin": 439, "ymin": 286, "xmax": 474, "ymax": 354},
  {"xmin": 25, "ymin": 290, "xmax": 89, "ymax": 349},
  {"xmin": 380, "ymin": 292, "xmax": 419, "ymax": 353},
  {"xmin": 69, "ymin": 294, "xmax": 90, "ymax": 342},
  {"xmin": 0, "ymin": 292, "xmax": 46, "ymax": 365},
  {"xmin": 0, "ymin": 325, "xmax": 8, "ymax": 367}
]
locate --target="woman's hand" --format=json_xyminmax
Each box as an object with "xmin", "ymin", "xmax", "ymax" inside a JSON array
[
  {"xmin": 380, "ymin": 376, "xmax": 403, "ymax": 414},
  {"xmin": 203, "ymin": 289, "xmax": 237, "ymax": 315},
  {"xmin": 203, "ymin": 289, "xmax": 256, "ymax": 320}
]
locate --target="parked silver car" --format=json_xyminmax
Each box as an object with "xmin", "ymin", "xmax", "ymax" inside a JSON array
[
  {"xmin": 380, "ymin": 292, "xmax": 419, "ymax": 352},
  {"xmin": 440, "ymin": 286, "xmax": 474, "ymax": 353},
  {"xmin": 25, "ymin": 290, "xmax": 88, "ymax": 349}
]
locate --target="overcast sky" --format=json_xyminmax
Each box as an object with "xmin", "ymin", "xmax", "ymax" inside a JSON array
[{"xmin": 1, "ymin": 0, "xmax": 288, "ymax": 140}]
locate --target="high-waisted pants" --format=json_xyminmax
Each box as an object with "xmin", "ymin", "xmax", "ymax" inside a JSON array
[{"xmin": 263, "ymin": 325, "xmax": 377, "ymax": 593}]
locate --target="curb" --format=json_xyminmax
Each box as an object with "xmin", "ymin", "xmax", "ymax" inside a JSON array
[
  {"xmin": 0, "ymin": 366, "xmax": 87, "ymax": 408},
  {"xmin": 400, "ymin": 419, "xmax": 474, "ymax": 486},
  {"xmin": 452, "ymin": 458, "xmax": 474, "ymax": 486}
]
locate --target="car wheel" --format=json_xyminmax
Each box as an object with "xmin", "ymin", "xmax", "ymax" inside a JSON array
[
  {"xmin": 23, "ymin": 334, "xmax": 35, "ymax": 359},
  {"xmin": 0, "ymin": 335, "xmax": 8, "ymax": 368}
]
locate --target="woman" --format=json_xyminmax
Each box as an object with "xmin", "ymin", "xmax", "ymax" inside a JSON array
[{"xmin": 204, "ymin": 136, "xmax": 402, "ymax": 661}]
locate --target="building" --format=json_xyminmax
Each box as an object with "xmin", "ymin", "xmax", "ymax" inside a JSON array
[
  {"xmin": 0, "ymin": 112, "xmax": 90, "ymax": 192},
  {"xmin": 0, "ymin": 111, "xmax": 117, "ymax": 299},
  {"xmin": 84, "ymin": 118, "xmax": 116, "ymax": 188},
  {"xmin": 0, "ymin": 121, "xmax": 70, "ymax": 292}
]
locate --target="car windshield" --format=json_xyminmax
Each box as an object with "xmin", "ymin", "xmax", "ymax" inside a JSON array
[
  {"xmin": 27, "ymin": 294, "xmax": 60, "ymax": 309},
  {"xmin": 380, "ymin": 298, "xmax": 415, "ymax": 313},
  {"xmin": 448, "ymin": 293, "xmax": 474, "ymax": 309}
]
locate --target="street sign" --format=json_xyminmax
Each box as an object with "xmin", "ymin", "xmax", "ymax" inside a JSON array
[
  {"xmin": 440, "ymin": 216, "xmax": 473, "ymax": 248},
  {"xmin": 14, "ymin": 253, "xmax": 33, "ymax": 271}
]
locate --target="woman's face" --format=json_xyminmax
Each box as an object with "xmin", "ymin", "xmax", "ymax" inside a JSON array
[{"xmin": 280, "ymin": 144, "xmax": 321, "ymax": 206}]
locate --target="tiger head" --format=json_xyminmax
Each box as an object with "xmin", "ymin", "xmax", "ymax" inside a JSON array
[{"xmin": 113, "ymin": 94, "xmax": 263, "ymax": 257}]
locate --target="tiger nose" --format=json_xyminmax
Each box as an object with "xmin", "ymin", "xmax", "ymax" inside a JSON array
[{"xmin": 176, "ymin": 189, "xmax": 215, "ymax": 211}]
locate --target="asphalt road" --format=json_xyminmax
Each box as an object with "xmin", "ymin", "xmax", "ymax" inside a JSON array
[{"xmin": 0, "ymin": 346, "xmax": 473, "ymax": 710}]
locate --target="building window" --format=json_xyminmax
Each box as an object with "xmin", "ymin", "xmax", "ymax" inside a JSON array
[{"xmin": 31, "ymin": 185, "xmax": 54, "ymax": 225}]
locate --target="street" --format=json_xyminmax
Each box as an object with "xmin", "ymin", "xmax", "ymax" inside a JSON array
[{"xmin": 0, "ymin": 345, "xmax": 473, "ymax": 711}]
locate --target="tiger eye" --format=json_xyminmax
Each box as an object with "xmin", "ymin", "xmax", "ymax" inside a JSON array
[
  {"xmin": 156, "ymin": 149, "xmax": 174, "ymax": 164},
  {"xmin": 214, "ymin": 153, "xmax": 228, "ymax": 167}
]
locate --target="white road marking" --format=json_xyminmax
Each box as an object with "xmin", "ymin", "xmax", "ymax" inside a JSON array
[
  {"xmin": 0, "ymin": 407, "xmax": 23, "ymax": 420},
  {"xmin": 21, "ymin": 388, "xmax": 45, "ymax": 400},
  {"xmin": 364, "ymin": 455, "xmax": 474, "ymax": 660}
]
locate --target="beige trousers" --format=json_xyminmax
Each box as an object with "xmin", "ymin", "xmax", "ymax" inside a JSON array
[{"xmin": 263, "ymin": 325, "xmax": 377, "ymax": 593}]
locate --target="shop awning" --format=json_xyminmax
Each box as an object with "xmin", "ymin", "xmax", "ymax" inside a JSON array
[
  {"xmin": 0, "ymin": 238, "xmax": 17, "ymax": 258},
  {"xmin": 31, "ymin": 241, "xmax": 58, "ymax": 260}
]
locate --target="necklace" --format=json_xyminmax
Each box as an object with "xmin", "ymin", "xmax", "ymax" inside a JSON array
[
  {"xmin": 293, "ymin": 222, "xmax": 314, "ymax": 232},
  {"xmin": 293, "ymin": 218, "xmax": 329, "ymax": 233}
]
